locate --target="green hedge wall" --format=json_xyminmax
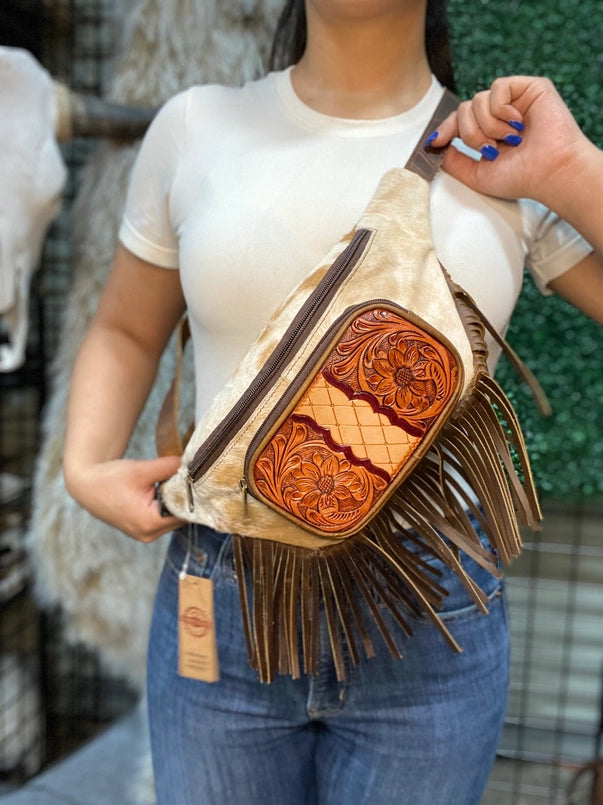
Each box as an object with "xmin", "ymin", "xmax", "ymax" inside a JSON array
[{"xmin": 448, "ymin": 0, "xmax": 603, "ymax": 499}]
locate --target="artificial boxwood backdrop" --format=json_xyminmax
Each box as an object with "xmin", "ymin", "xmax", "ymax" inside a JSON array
[{"xmin": 448, "ymin": 0, "xmax": 603, "ymax": 498}]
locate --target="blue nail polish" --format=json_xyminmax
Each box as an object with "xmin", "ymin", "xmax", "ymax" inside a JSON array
[
  {"xmin": 508, "ymin": 120, "xmax": 525, "ymax": 132},
  {"xmin": 503, "ymin": 134, "xmax": 523, "ymax": 146},
  {"xmin": 424, "ymin": 130, "xmax": 439, "ymax": 148},
  {"xmin": 480, "ymin": 144, "xmax": 500, "ymax": 161}
]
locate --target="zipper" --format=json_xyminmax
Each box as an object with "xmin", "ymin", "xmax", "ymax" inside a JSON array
[{"xmin": 186, "ymin": 227, "xmax": 372, "ymax": 489}]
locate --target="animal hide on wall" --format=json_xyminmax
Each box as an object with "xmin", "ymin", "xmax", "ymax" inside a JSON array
[
  {"xmin": 0, "ymin": 46, "xmax": 67, "ymax": 372},
  {"xmin": 26, "ymin": 0, "xmax": 281, "ymax": 688}
]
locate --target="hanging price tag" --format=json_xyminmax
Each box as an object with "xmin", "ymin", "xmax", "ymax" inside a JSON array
[{"xmin": 178, "ymin": 575, "xmax": 219, "ymax": 683}]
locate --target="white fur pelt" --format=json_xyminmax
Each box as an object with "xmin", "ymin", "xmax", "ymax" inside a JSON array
[{"xmin": 27, "ymin": 0, "xmax": 281, "ymax": 689}]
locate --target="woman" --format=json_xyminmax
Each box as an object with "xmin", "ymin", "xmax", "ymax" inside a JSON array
[{"xmin": 63, "ymin": 1, "xmax": 603, "ymax": 803}]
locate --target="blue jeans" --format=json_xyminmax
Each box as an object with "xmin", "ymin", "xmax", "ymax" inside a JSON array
[{"xmin": 147, "ymin": 523, "xmax": 509, "ymax": 805}]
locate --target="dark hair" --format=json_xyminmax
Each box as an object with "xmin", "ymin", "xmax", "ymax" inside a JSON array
[{"xmin": 269, "ymin": 0, "xmax": 456, "ymax": 93}]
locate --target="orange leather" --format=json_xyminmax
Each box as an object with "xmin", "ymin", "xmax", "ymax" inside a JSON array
[{"xmin": 252, "ymin": 307, "xmax": 459, "ymax": 533}]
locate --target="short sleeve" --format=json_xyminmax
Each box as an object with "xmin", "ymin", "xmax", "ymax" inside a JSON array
[
  {"xmin": 118, "ymin": 91, "xmax": 189, "ymax": 268},
  {"xmin": 521, "ymin": 198, "xmax": 593, "ymax": 295}
]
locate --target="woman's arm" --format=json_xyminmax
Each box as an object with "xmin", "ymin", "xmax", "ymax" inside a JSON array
[
  {"xmin": 432, "ymin": 76, "xmax": 603, "ymax": 323},
  {"xmin": 63, "ymin": 243, "xmax": 187, "ymax": 542}
]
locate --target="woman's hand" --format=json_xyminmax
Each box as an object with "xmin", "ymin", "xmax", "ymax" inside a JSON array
[
  {"xmin": 431, "ymin": 76, "xmax": 594, "ymax": 210},
  {"xmin": 431, "ymin": 75, "xmax": 603, "ymax": 325},
  {"xmin": 64, "ymin": 454, "xmax": 184, "ymax": 543}
]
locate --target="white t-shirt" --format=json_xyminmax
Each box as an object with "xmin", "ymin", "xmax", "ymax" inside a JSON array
[{"xmin": 119, "ymin": 69, "xmax": 592, "ymax": 422}]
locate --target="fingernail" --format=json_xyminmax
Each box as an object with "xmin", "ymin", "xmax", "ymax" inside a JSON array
[
  {"xmin": 503, "ymin": 134, "xmax": 523, "ymax": 146},
  {"xmin": 508, "ymin": 120, "xmax": 525, "ymax": 132},
  {"xmin": 480, "ymin": 144, "xmax": 500, "ymax": 161},
  {"xmin": 424, "ymin": 130, "xmax": 439, "ymax": 148}
]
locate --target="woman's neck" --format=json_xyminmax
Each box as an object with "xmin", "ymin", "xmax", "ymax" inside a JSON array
[{"xmin": 291, "ymin": 2, "xmax": 432, "ymax": 119}]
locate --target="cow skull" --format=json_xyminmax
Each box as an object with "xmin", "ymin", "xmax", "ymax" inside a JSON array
[
  {"xmin": 0, "ymin": 46, "xmax": 156, "ymax": 372},
  {"xmin": 0, "ymin": 47, "xmax": 67, "ymax": 372}
]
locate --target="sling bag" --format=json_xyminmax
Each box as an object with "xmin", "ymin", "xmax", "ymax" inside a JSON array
[{"xmin": 157, "ymin": 90, "xmax": 548, "ymax": 682}]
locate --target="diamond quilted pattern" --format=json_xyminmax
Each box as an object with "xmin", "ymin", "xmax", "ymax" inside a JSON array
[{"xmin": 296, "ymin": 374, "xmax": 420, "ymax": 475}]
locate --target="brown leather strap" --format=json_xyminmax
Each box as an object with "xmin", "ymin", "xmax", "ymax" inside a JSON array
[
  {"xmin": 156, "ymin": 316, "xmax": 191, "ymax": 456},
  {"xmin": 405, "ymin": 88, "xmax": 460, "ymax": 183}
]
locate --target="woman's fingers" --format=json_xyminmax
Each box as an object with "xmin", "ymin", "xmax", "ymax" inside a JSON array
[
  {"xmin": 471, "ymin": 90, "xmax": 524, "ymax": 150},
  {"xmin": 488, "ymin": 75, "xmax": 532, "ymax": 121},
  {"xmin": 456, "ymin": 96, "xmax": 501, "ymax": 160},
  {"xmin": 126, "ymin": 455, "xmax": 185, "ymax": 541},
  {"xmin": 428, "ymin": 89, "xmax": 525, "ymax": 157},
  {"xmin": 424, "ymin": 111, "xmax": 457, "ymax": 149},
  {"xmin": 431, "ymin": 75, "xmax": 594, "ymax": 209},
  {"xmin": 68, "ymin": 454, "xmax": 185, "ymax": 543}
]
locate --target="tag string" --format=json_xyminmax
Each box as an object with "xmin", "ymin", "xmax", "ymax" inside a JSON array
[{"xmin": 179, "ymin": 522, "xmax": 193, "ymax": 579}]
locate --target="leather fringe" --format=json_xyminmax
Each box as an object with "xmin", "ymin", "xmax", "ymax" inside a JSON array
[
  {"xmin": 231, "ymin": 279, "xmax": 544, "ymax": 684},
  {"xmin": 232, "ymin": 527, "xmax": 449, "ymax": 684}
]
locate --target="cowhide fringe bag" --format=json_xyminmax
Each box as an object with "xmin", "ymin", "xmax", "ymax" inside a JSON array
[{"xmin": 157, "ymin": 90, "xmax": 550, "ymax": 683}]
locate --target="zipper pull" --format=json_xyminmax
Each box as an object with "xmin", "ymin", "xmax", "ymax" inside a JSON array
[
  {"xmin": 239, "ymin": 478, "xmax": 248, "ymax": 506},
  {"xmin": 186, "ymin": 474, "xmax": 195, "ymax": 513}
]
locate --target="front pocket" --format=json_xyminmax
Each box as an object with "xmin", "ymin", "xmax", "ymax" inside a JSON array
[
  {"xmin": 245, "ymin": 302, "xmax": 463, "ymax": 538},
  {"xmin": 166, "ymin": 526, "xmax": 210, "ymax": 577}
]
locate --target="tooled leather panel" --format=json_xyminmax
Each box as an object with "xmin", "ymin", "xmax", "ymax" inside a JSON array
[
  {"xmin": 253, "ymin": 417, "xmax": 389, "ymax": 534},
  {"xmin": 253, "ymin": 308, "xmax": 459, "ymax": 534},
  {"xmin": 322, "ymin": 308, "xmax": 459, "ymax": 433}
]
